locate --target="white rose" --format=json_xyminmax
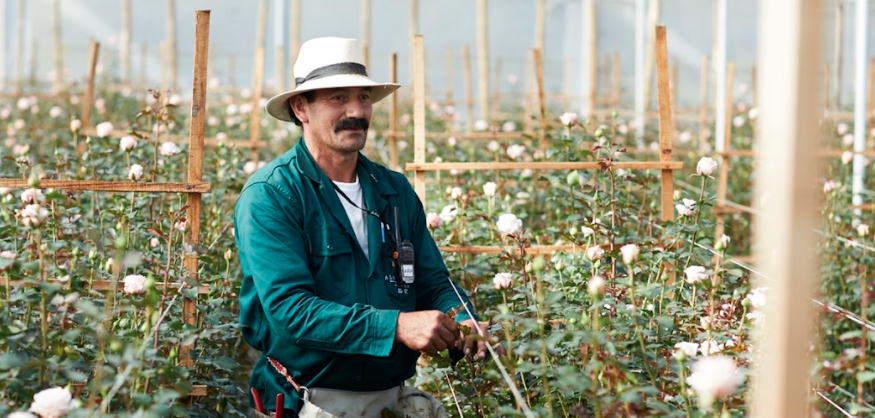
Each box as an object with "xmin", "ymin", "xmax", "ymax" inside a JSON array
[
  {"xmin": 674, "ymin": 342, "xmax": 699, "ymax": 358},
  {"xmin": 123, "ymin": 274, "xmax": 147, "ymax": 294},
  {"xmin": 715, "ymin": 234, "xmax": 731, "ymax": 251},
  {"xmin": 506, "ymin": 144, "xmax": 526, "ymax": 160},
  {"xmin": 174, "ymin": 220, "xmax": 187, "ymax": 233},
  {"xmin": 243, "ymin": 161, "xmax": 258, "ymax": 174},
  {"xmin": 585, "ymin": 245, "xmax": 604, "ymax": 261},
  {"xmin": 679, "ymin": 131, "xmax": 692, "ymax": 143},
  {"xmin": 502, "ymin": 121, "xmax": 516, "ymax": 132},
  {"xmin": 119, "ymin": 135, "xmax": 138, "ymax": 151},
  {"xmin": 496, "ymin": 213, "xmax": 523, "ymax": 235},
  {"xmin": 49, "ymin": 106, "xmax": 63, "ymax": 118},
  {"xmin": 843, "ymin": 133, "xmax": 855, "ymax": 146},
  {"xmin": 842, "ymin": 151, "xmax": 854, "ymax": 165},
  {"xmin": 618, "ymin": 124, "xmax": 629, "ymax": 134},
  {"xmin": 581, "ymin": 226, "xmax": 595, "ymax": 237},
  {"xmin": 487, "ymin": 140, "xmax": 500, "ymax": 152},
  {"xmin": 439, "ymin": 205, "xmax": 458, "ymax": 223},
  {"xmin": 587, "ymin": 275, "xmax": 606, "ymax": 296},
  {"xmin": 128, "ymin": 164, "xmax": 144, "ymax": 181},
  {"xmin": 684, "ymin": 266, "xmax": 709, "ymax": 284},
  {"xmin": 696, "ymin": 157, "xmax": 718, "ymax": 176},
  {"xmin": 450, "ymin": 187, "xmax": 463, "ymax": 199},
  {"xmin": 426, "ymin": 212, "xmax": 441, "ymax": 229},
  {"xmin": 676, "ymin": 204, "xmax": 694, "ymax": 217},
  {"xmin": 20, "ymin": 204, "xmax": 49, "ymax": 227},
  {"xmin": 620, "ymin": 243, "xmax": 640, "ymax": 264},
  {"xmin": 837, "ymin": 123, "xmax": 849, "ymax": 135},
  {"xmin": 69, "ymin": 119, "xmax": 81, "ymax": 132},
  {"xmin": 159, "ymin": 142, "xmax": 181, "ymax": 156},
  {"xmin": 474, "ymin": 120, "xmax": 489, "ymax": 131},
  {"xmin": 686, "ymin": 356, "xmax": 742, "ymax": 411},
  {"xmin": 559, "ymin": 112, "xmax": 578, "ymax": 127},
  {"xmin": 732, "ymin": 115, "xmax": 745, "ymax": 128},
  {"xmin": 482, "ymin": 182, "xmax": 497, "ymax": 197},
  {"xmin": 857, "ymin": 223, "xmax": 870, "ymax": 237},
  {"xmin": 748, "ymin": 107, "xmax": 759, "ymax": 120},
  {"xmin": 21, "ymin": 188, "xmax": 43, "ymax": 204},
  {"xmin": 169, "ymin": 94, "xmax": 182, "ymax": 105},
  {"xmin": 95, "ymin": 121, "xmax": 114, "ymax": 137},
  {"xmin": 150, "ymin": 237, "xmax": 161, "ymax": 248},
  {"xmin": 493, "ymin": 273, "xmax": 513, "ymax": 290},
  {"xmin": 9, "ymin": 411, "xmax": 38, "ymax": 418},
  {"xmin": 746, "ymin": 287, "xmax": 768, "ymax": 309},
  {"xmin": 29, "ymin": 387, "xmax": 75, "ymax": 418},
  {"xmin": 16, "ymin": 97, "xmax": 30, "ymax": 111},
  {"xmin": 823, "ymin": 180, "xmax": 839, "ymax": 193}
]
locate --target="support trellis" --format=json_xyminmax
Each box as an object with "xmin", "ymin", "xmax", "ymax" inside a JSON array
[
  {"xmin": 405, "ymin": 28, "xmax": 682, "ymax": 257},
  {"xmin": 0, "ymin": 10, "xmax": 215, "ymax": 399}
]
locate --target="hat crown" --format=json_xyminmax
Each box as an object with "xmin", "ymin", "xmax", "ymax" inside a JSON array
[{"xmin": 293, "ymin": 37, "xmax": 365, "ymax": 81}]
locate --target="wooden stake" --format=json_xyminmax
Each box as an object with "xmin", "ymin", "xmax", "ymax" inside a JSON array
[
  {"xmin": 389, "ymin": 52, "xmax": 399, "ymax": 171},
  {"xmin": 534, "ymin": 48, "xmax": 547, "ymax": 152},
  {"xmin": 476, "ymin": 0, "xmax": 489, "ymax": 121},
  {"xmin": 655, "ymin": 26, "xmax": 675, "ymax": 223},
  {"xmin": 670, "ymin": 57, "xmax": 678, "ymax": 129},
  {"xmin": 165, "ymin": 0, "xmax": 178, "ymax": 91},
  {"xmin": 463, "ymin": 45, "xmax": 474, "ymax": 132},
  {"xmin": 28, "ymin": 40, "xmax": 37, "ymax": 88},
  {"xmin": 412, "ymin": 35, "xmax": 426, "ymax": 209},
  {"xmin": 160, "ymin": 40, "xmax": 168, "ymax": 92},
  {"xmin": 139, "ymin": 43, "xmax": 147, "ymax": 91},
  {"xmin": 643, "ymin": 0, "xmax": 662, "ymax": 112},
  {"xmin": 587, "ymin": 0, "xmax": 598, "ymax": 117},
  {"xmin": 445, "ymin": 47, "xmax": 453, "ymax": 101},
  {"xmin": 182, "ymin": 9, "xmax": 211, "ymax": 369},
  {"xmin": 249, "ymin": 47, "xmax": 265, "ymax": 162},
  {"xmin": 120, "ymin": 0, "xmax": 131, "ymax": 87},
  {"xmin": 52, "ymin": 0, "xmax": 63, "ymax": 93},
  {"xmin": 361, "ymin": 0, "xmax": 371, "ymax": 69},
  {"xmin": 833, "ymin": 2, "xmax": 844, "ymax": 111},
  {"xmin": 14, "ymin": 0, "xmax": 23, "ymax": 93},
  {"xmin": 81, "ymin": 41, "xmax": 100, "ymax": 129},
  {"xmin": 409, "ymin": 0, "xmax": 418, "ymax": 86},
  {"xmin": 715, "ymin": 61, "xmax": 734, "ymax": 241},
  {"xmin": 275, "ymin": 46, "xmax": 285, "ymax": 92},
  {"xmin": 535, "ymin": 0, "xmax": 545, "ymax": 53},
  {"xmin": 492, "ymin": 56, "xmax": 502, "ymax": 121},
  {"xmin": 289, "ymin": 0, "xmax": 301, "ymax": 77},
  {"xmin": 255, "ymin": 0, "xmax": 268, "ymax": 53},
  {"xmin": 749, "ymin": 0, "xmax": 820, "ymax": 415},
  {"xmin": 824, "ymin": 64, "xmax": 831, "ymax": 111}
]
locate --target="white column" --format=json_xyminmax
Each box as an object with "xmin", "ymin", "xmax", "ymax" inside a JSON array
[
  {"xmin": 750, "ymin": 0, "xmax": 821, "ymax": 416},
  {"xmin": 852, "ymin": 0, "xmax": 869, "ymax": 208},
  {"xmin": 634, "ymin": 0, "xmax": 646, "ymax": 145},
  {"xmin": 714, "ymin": 0, "xmax": 728, "ymax": 152}
]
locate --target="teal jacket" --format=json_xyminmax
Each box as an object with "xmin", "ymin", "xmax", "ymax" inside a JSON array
[{"xmin": 234, "ymin": 139, "xmax": 476, "ymax": 413}]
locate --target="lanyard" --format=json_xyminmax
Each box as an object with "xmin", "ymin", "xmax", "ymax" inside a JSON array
[{"xmin": 331, "ymin": 181, "xmax": 381, "ymax": 219}]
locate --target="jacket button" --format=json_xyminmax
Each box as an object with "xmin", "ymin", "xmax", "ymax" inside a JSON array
[
  {"xmin": 327, "ymin": 244, "xmax": 333, "ymax": 251},
  {"xmin": 355, "ymin": 375, "xmax": 362, "ymax": 381}
]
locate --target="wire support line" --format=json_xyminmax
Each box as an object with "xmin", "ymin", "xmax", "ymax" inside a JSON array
[
  {"xmin": 444, "ymin": 371, "xmax": 466, "ymax": 418},
  {"xmin": 815, "ymin": 389, "xmax": 856, "ymax": 418},
  {"xmin": 827, "ymin": 381, "xmax": 875, "ymax": 411}
]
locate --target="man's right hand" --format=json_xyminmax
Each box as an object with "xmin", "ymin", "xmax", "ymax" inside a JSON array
[{"xmin": 395, "ymin": 311, "xmax": 460, "ymax": 354}]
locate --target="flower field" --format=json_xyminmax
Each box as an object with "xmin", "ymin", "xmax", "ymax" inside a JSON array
[{"xmin": 0, "ymin": 67, "xmax": 872, "ymax": 418}]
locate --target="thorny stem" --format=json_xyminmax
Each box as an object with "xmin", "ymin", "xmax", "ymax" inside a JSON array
[{"xmin": 677, "ymin": 357, "xmax": 693, "ymax": 418}]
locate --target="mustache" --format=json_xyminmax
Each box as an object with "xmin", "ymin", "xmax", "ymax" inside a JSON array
[{"xmin": 334, "ymin": 118, "xmax": 369, "ymax": 133}]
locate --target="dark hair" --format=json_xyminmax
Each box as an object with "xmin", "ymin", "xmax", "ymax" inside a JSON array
[{"xmin": 290, "ymin": 91, "xmax": 317, "ymax": 127}]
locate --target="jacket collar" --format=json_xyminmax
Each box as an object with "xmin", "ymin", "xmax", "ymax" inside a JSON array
[{"xmin": 293, "ymin": 138, "xmax": 397, "ymax": 198}]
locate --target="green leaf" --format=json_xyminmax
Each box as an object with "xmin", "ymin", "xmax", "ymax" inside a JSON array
[{"xmin": 857, "ymin": 371, "xmax": 875, "ymax": 383}]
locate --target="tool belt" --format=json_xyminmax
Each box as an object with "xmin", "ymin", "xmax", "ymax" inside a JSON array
[{"xmin": 252, "ymin": 357, "xmax": 448, "ymax": 418}]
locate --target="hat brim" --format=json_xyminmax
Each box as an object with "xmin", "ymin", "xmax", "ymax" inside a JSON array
[{"xmin": 265, "ymin": 74, "xmax": 401, "ymax": 122}]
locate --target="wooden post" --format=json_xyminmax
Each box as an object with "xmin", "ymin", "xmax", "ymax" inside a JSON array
[
  {"xmin": 14, "ymin": 0, "xmax": 23, "ymax": 93},
  {"xmin": 82, "ymin": 41, "xmax": 100, "ymax": 129},
  {"xmin": 670, "ymin": 57, "xmax": 678, "ymax": 129},
  {"xmin": 182, "ymin": 9, "xmax": 210, "ymax": 369},
  {"xmin": 715, "ymin": 62, "xmax": 734, "ymax": 241},
  {"xmin": 255, "ymin": 0, "xmax": 268, "ymax": 55},
  {"xmin": 643, "ymin": 0, "xmax": 662, "ymax": 112},
  {"xmin": 463, "ymin": 45, "xmax": 474, "ymax": 132},
  {"xmin": 476, "ymin": 0, "xmax": 489, "ymax": 122},
  {"xmin": 165, "ymin": 0, "xmax": 178, "ymax": 91},
  {"xmin": 534, "ymin": 48, "xmax": 547, "ymax": 152},
  {"xmin": 361, "ymin": 0, "xmax": 371, "ymax": 69},
  {"xmin": 833, "ymin": 2, "xmax": 843, "ymax": 111},
  {"xmin": 120, "ymin": 0, "xmax": 131, "ymax": 88},
  {"xmin": 409, "ymin": 0, "xmax": 418, "ymax": 86},
  {"xmin": 52, "ymin": 0, "xmax": 63, "ymax": 93},
  {"xmin": 160, "ymin": 40, "xmax": 168, "ymax": 92},
  {"xmin": 492, "ymin": 57, "xmax": 502, "ymax": 121},
  {"xmin": 445, "ymin": 47, "xmax": 453, "ymax": 102},
  {"xmin": 139, "ymin": 43, "xmax": 147, "ymax": 91},
  {"xmin": 28, "ymin": 40, "xmax": 37, "ymax": 88},
  {"xmin": 699, "ymin": 55, "xmax": 710, "ymax": 151},
  {"xmin": 749, "ymin": 0, "xmax": 820, "ymax": 416},
  {"xmin": 249, "ymin": 47, "xmax": 265, "ymax": 162},
  {"xmin": 289, "ymin": 0, "xmax": 301, "ymax": 76},
  {"xmin": 586, "ymin": 0, "xmax": 597, "ymax": 117},
  {"xmin": 655, "ymin": 26, "xmax": 676, "ymax": 286},
  {"xmin": 524, "ymin": 50, "xmax": 534, "ymax": 133},
  {"xmin": 389, "ymin": 52, "xmax": 399, "ymax": 171},
  {"xmin": 412, "ymin": 35, "xmax": 426, "ymax": 209},
  {"xmin": 824, "ymin": 65, "xmax": 831, "ymax": 111},
  {"xmin": 867, "ymin": 58, "xmax": 874, "ymax": 123},
  {"xmin": 534, "ymin": 0, "xmax": 545, "ymax": 53},
  {"xmin": 275, "ymin": 46, "xmax": 285, "ymax": 92}
]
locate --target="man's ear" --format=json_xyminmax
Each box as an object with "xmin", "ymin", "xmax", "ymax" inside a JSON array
[{"xmin": 289, "ymin": 96, "xmax": 308, "ymax": 124}]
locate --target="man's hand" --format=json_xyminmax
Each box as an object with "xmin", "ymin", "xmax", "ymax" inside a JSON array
[
  {"xmin": 395, "ymin": 311, "xmax": 460, "ymax": 354},
  {"xmin": 457, "ymin": 319, "xmax": 506, "ymax": 360}
]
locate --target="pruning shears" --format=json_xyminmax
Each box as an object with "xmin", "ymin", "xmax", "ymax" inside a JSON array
[{"xmin": 250, "ymin": 388, "xmax": 285, "ymax": 418}]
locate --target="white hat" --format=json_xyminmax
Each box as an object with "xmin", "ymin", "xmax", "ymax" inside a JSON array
[{"xmin": 265, "ymin": 37, "xmax": 400, "ymax": 122}]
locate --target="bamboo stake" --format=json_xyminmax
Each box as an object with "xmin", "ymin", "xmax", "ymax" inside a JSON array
[
  {"xmin": 81, "ymin": 41, "xmax": 100, "ymax": 129},
  {"xmin": 14, "ymin": 0, "xmax": 23, "ymax": 93},
  {"xmin": 52, "ymin": 0, "xmax": 63, "ymax": 93},
  {"xmin": 412, "ymin": 35, "xmax": 426, "ymax": 209},
  {"xmin": 182, "ymin": 9, "xmax": 210, "ymax": 370},
  {"xmin": 120, "ymin": 0, "xmax": 131, "ymax": 87},
  {"xmin": 463, "ymin": 45, "xmax": 474, "ymax": 132},
  {"xmin": 165, "ymin": 0, "xmax": 178, "ymax": 91},
  {"xmin": 534, "ymin": 48, "xmax": 547, "ymax": 152},
  {"xmin": 0, "ymin": 179, "xmax": 210, "ymax": 193},
  {"xmin": 715, "ymin": 62, "xmax": 734, "ymax": 241},
  {"xmin": 389, "ymin": 52, "xmax": 399, "ymax": 171},
  {"xmin": 249, "ymin": 47, "xmax": 265, "ymax": 162},
  {"xmin": 749, "ymin": 0, "xmax": 820, "ymax": 415},
  {"xmin": 361, "ymin": 0, "xmax": 371, "ymax": 69},
  {"xmin": 476, "ymin": 0, "xmax": 489, "ymax": 121}
]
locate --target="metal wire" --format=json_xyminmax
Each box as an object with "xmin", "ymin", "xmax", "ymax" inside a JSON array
[{"xmin": 815, "ymin": 389, "xmax": 856, "ymax": 418}]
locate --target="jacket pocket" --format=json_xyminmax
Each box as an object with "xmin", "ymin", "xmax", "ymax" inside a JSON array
[{"xmin": 307, "ymin": 227, "xmax": 354, "ymax": 300}]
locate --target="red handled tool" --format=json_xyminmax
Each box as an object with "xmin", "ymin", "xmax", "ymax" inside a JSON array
[
  {"xmin": 250, "ymin": 387, "xmax": 266, "ymax": 414},
  {"xmin": 275, "ymin": 393, "xmax": 284, "ymax": 418}
]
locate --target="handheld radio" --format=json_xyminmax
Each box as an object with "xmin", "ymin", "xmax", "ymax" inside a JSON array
[{"xmin": 395, "ymin": 207, "xmax": 415, "ymax": 284}]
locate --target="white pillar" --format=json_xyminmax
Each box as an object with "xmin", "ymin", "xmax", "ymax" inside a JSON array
[
  {"xmin": 579, "ymin": 0, "xmax": 596, "ymax": 116},
  {"xmin": 0, "ymin": 0, "xmax": 6, "ymax": 89},
  {"xmin": 634, "ymin": 0, "xmax": 646, "ymax": 145},
  {"xmin": 715, "ymin": 0, "xmax": 728, "ymax": 152},
  {"xmin": 852, "ymin": 0, "xmax": 869, "ymax": 208}
]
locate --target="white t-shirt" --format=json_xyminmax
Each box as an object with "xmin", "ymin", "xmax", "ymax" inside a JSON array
[{"xmin": 333, "ymin": 176, "xmax": 369, "ymax": 260}]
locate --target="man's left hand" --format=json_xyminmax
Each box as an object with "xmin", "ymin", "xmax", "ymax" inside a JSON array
[{"xmin": 457, "ymin": 319, "xmax": 506, "ymax": 360}]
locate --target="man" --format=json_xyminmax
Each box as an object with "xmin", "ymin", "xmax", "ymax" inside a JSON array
[{"xmin": 235, "ymin": 37, "xmax": 501, "ymax": 417}]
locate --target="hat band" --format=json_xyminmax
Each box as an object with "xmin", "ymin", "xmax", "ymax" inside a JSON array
[{"xmin": 294, "ymin": 62, "xmax": 368, "ymax": 87}]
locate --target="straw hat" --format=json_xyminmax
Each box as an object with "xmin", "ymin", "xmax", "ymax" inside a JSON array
[{"xmin": 265, "ymin": 37, "xmax": 400, "ymax": 122}]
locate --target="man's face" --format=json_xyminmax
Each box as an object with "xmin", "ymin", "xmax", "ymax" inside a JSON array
[{"xmin": 292, "ymin": 86, "xmax": 373, "ymax": 155}]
